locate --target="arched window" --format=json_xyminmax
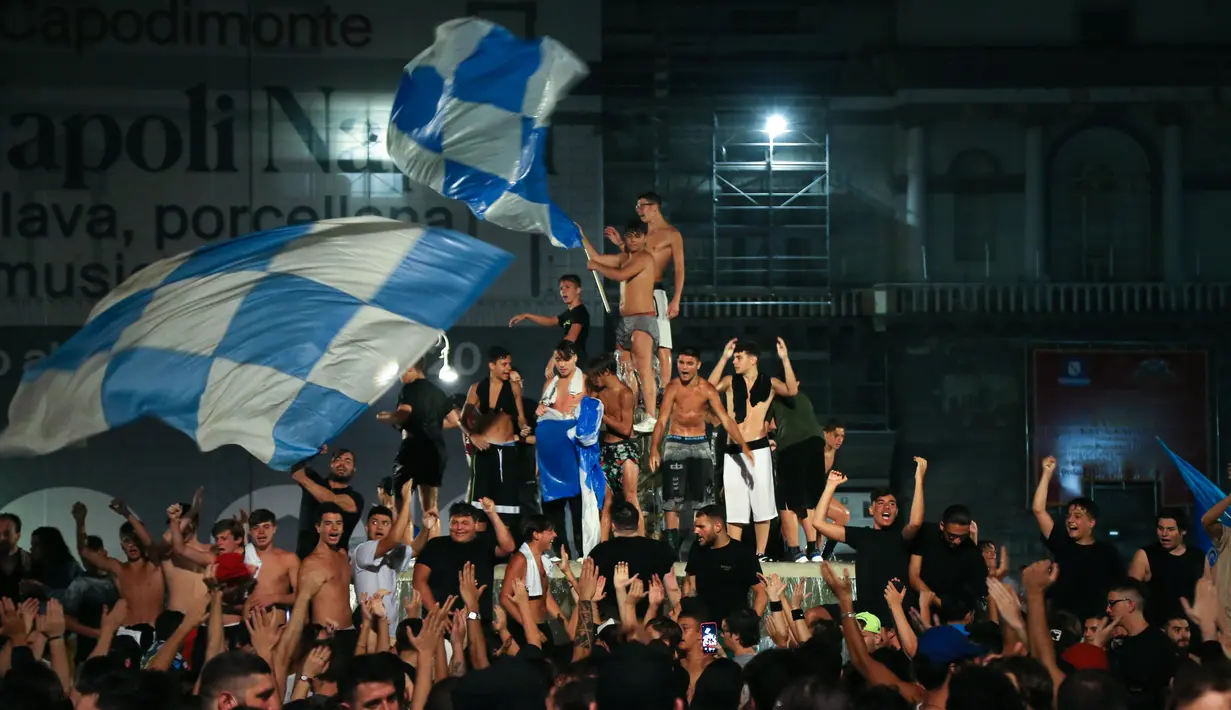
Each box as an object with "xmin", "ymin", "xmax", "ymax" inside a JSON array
[{"xmin": 949, "ymin": 150, "xmax": 1000, "ymax": 264}]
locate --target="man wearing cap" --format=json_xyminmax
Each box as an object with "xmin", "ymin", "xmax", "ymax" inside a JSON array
[
  {"xmin": 853, "ymin": 611, "xmax": 885, "ymax": 652},
  {"xmin": 292, "ymin": 446, "xmax": 365, "ymax": 559}
]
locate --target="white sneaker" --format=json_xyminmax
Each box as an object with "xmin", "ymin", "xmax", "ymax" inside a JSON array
[
  {"xmin": 634, "ymin": 416, "xmax": 657, "ymax": 434},
  {"xmin": 809, "ymin": 551, "xmax": 825, "ymax": 563},
  {"xmin": 793, "ymin": 553, "xmax": 809, "ymax": 564}
]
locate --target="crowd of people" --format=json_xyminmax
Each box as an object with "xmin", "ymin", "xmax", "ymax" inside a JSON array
[{"xmin": 1, "ymin": 196, "xmax": 1230, "ymax": 709}]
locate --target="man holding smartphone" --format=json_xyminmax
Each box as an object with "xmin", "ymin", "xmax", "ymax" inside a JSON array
[{"xmin": 678, "ymin": 610, "xmax": 717, "ymax": 699}]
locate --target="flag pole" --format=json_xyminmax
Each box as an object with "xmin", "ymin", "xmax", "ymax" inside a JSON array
[{"xmin": 582, "ymin": 243, "xmax": 612, "ymax": 314}]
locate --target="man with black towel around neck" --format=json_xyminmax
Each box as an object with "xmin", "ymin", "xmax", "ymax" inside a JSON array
[
  {"xmin": 706, "ymin": 337, "xmax": 799, "ymax": 561},
  {"xmin": 461, "ymin": 346, "xmax": 531, "ymax": 536}
]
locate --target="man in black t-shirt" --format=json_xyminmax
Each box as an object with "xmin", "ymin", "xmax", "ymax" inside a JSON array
[
  {"xmin": 1103, "ymin": 579, "xmax": 1180, "ymax": 710},
  {"xmin": 908, "ymin": 505, "xmax": 988, "ymax": 608},
  {"xmin": 685, "ymin": 505, "xmax": 766, "ymax": 623},
  {"xmin": 292, "ymin": 447, "xmax": 365, "ymax": 559},
  {"xmin": 377, "ymin": 359, "xmax": 461, "ymax": 519},
  {"xmin": 1032, "ymin": 456, "xmax": 1125, "ymax": 619},
  {"xmin": 811, "ymin": 463, "xmax": 926, "ymax": 624},
  {"xmin": 508, "ymin": 273, "xmax": 592, "ymax": 376},
  {"xmin": 412, "ymin": 500, "xmax": 516, "ymax": 619},
  {"xmin": 588, "ymin": 501, "xmax": 679, "ymax": 620}
]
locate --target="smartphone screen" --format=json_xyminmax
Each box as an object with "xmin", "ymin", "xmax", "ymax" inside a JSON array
[{"xmin": 700, "ymin": 622, "xmax": 719, "ymax": 655}]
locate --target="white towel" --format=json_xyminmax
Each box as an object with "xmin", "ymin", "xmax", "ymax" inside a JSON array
[
  {"xmin": 518, "ymin": 542, "xmax": 553, "ymax": 597},
  {"xmin": 540, "ymin": 368, "xmax": 585, "ymax": 409},
  {"xmin": 244, "ymin": 542, "xmax": 263, "ymax": 578}
]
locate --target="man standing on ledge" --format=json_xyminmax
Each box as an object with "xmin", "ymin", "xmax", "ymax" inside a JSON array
[
  {"xmin": 508, "ymin": 273, "xmax": 592, "ymax": 377},
  {"xmin": 607, "ymin": 192, "xmax": 685, "ymax": 383},
  {"xmin": 585, "ymin": 221, "xmax": 659, "ymax": 433},
  {"xmin": 461, "ymin": 346, "xmax": 531, "ymax": 537},
  {"xmin": 292, "ymin": 447, "xmax": 365, "ymax": 559},
  {"xmin": 707, "ymin": 338, "xmax": 799, "ymax": 560}
]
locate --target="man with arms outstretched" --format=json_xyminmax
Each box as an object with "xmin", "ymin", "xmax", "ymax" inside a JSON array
[
  {"xmin": 650, "ymin": 346, "xmax": 753, "ymax": 559},
  {"xmin": 810, "ymin": 460, "xmax": 926, "ymax": 623},
  {"xmin": 509, "ymin": 273, "xmax": 593, "ymax": 377},
  {"xmin": 707, "ymin": 338, "xmax": 798, "ymax": 559},
  {"xmin": 71, "ymin": 502, "xmax": 165, "ymax": 651},
  {"xmin": 606, "ymin": 192, "xmax": 685, "ymax": 382},
  {"xmin": 586, "ymin": 220, "xmax": 659, "ymax": 433}
]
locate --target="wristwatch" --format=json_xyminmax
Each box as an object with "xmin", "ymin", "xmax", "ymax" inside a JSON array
[
  {"xmin": 298, "ymin": 674, "xmax": 313, "ymax": 684},
  {"xmin": 843, "ymin": 611, "xmax": 858, "ymax": 620},
  {"xmin": 466, "ymin": 611, "xmax": 480, "ymax": 621}
]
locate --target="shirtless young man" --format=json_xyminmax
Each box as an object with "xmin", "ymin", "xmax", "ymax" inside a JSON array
[
  {"xmin": 244, "ymin": 509, "xmax": 300, "ymax": 611},
  {"xmin": 649, "ymin": 346, "xmax": 753, "ymax": 558},
  {"xmin": 500, "ymin": 514, "xmax": 565, "ymax": 649},
  {"xmin": 586, "ymin": 353, "xmax": 640, "ymax": 538},
  {"xmin": 105, "ymin": 491, "xmax": 218, "ymax": 627},
  {"xmin": 607, "ymin": 192, "xmax": 685, "ymax": 383},
  {"xmin": 585, "ymin": 219, "xmax": 659, "ymax": 432},
  {"xmin": 461, "ymin": 346, "xmax": 531, "ymax": 533},
  {"xmin": 707, "ymin": 338, "xmax": 799, "ymax": 557},
  {"xmin": 71, "ymin": 502, "xmax": 165, "ymax": 650},
  {"xmin": 299, "ymin": 502, "xmax": 356, "ymax": 646}
]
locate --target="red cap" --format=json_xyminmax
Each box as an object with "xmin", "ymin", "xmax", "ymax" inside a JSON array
[{"xmin": 1060, "ymin": 642, "xmax": 1109, "ymax": 670}]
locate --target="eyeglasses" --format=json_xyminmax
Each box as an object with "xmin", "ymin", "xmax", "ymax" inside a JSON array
[
  {"xmin": 635, "ymin": 201, "xmax": 654, "ymax": 208},
  {"xmin": 942, "ymin": 531, "xmax": 969, "ymax": 543},
  {"xmin": 1107, "ymin": 598, "xmax": 1131, "ymax": 609}
]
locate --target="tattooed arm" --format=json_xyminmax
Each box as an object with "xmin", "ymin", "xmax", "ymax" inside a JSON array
[{"xmin": 572, "ymin": 558, "xmax": 600, "ymax": 662}]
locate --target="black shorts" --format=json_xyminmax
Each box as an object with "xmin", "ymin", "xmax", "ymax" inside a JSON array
[
  {"xmin": 468, "ymin": 443, "xmax": 526, "ymax": 516},
  {"xmin": 777, "ymin": 436, "xmax": 826, "ymax": 511},
  {"xmin": 393, "ymin": 436, "xmax": 447, "ymax": 489},
  {"xmin": 661, "ymin": 435, "xmax": 716, "ymax": 512}
]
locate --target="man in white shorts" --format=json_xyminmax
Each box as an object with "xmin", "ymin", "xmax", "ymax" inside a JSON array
[{"xmin": 707, "ymin": 337, "xmax": 800, "ymax": 561}]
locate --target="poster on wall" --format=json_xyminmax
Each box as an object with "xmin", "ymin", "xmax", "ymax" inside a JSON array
[{"xmin": 1032, "ymin": 349, "xmax": 1209, "ymax": 508}]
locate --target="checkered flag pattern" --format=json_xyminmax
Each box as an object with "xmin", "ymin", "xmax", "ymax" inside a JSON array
[
  {"xmin": 386, "ymin": 17, "xmax": 588, "ymax": 248},
  {"xmin": 0, "ymin": 217, "xmax": 513, "ymax": 469}
]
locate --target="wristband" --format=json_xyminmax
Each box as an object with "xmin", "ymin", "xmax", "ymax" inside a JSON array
[
  {"xmin": 791, "ymin": 609, "xmax": 804, "ymax": 621},
  {"xmin": 768, "ymin": 600, "xmax": 784, "ymax": 612}
]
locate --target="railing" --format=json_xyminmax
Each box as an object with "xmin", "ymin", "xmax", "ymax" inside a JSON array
[{"xmin": 679, "ymin": 282, "xmax": 1231, "ymax": 319}]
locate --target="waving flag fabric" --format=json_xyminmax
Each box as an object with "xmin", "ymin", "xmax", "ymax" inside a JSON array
[
  {"xmin": 1157, "ymin": 438, "xmax": 1230, "ymax": 562},
  {"xmin": 0, "ymin": 218, "xmax": 512, "ymax": 470},
  {"xmin": 387, "ymin": 17, "xmax": 587, "ymax": 248}
]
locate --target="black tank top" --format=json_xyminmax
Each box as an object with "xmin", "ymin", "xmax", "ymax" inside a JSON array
[{"xmin": 1143, "ymin": 543, "xmax": 1205, "ymax": 624}]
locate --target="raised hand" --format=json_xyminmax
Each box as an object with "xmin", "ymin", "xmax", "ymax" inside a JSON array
[
  {"xmin": 884, "ymin": 579, "xmax": 906, "ymax": 607},
  {"xmin": 722, "ymin": 338, "xmax": 738, "ymax": 359},
  {"xmin": 403, "ymin": 589, "xmax": 423, "ymax": 621},
  {"xmin": 826, "ymin": 470, "xmax": 848, "ymax": 487},
  {"xmin": 1041, "ymin": 456, "xmax": 1057, "ymax": 476},
  {"xmin": 37, "ymin": 599, "xmax": 67, "ymax": 638},
  {"xmin": 101, "ymin": 599, "xmax": 129, "ymax": 630},
  {"xmin": 302, "ymin": 644, "xmax": 331, "ymax": 680},
  {"xmin": 71, "ymin": 502, "xmax": 87, "ymax": 522},
  {"xmin": 913, "ymin": 457, "xmax": 928, "ymax": 478},
  {"xmin": 776, "ymin": 337, "xmax": 789, "ymax": 359},
  {"xmin": 166, "ymin": 503, "xmax": 183, "ymax": 521},
  {"xmin": 819, "ymin": 563, "xmax": 852, "ymax": 599},
  {"xmin": 479, "ymin": 498, "xmax": 497, "ymax": 516},
  {"xmin": 986, "ymin": 578, "xmax": 1023, "ymax": 630},
  {"xmin": 577, "ymin": 558, "xmax": 599, "ymax": 601},
  {"xmin": 648, "ymin": 575, "xmax": 665, "ymax": 607},
  {"xmin": 1021, "ymin": 560, "xmax": 1059, "ymax": 593},
  {"xmin": 459, "ymin": 562, "xmax": 488, "ymax": 612},
  {"xmin": 368, "ymin": 590, "xmax": 391, "ymax": 619},
  {"xmin": 109, "ymin": 499, "xmax": 131, "ymax": 518}
]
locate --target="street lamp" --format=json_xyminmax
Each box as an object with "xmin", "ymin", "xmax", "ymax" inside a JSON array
[
  {"xmin": 437, "ymin": 333, "xmax": 459, "ymax": 383},
  {"xmin": 765, "ymin": 114, "xmax": 788, "ymax": 139}
]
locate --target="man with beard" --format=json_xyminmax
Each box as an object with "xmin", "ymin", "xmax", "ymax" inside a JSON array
[
  {"xmin": 585, "ymin": 220, "xmax": 660, "ymax": 432},
  {"xmin": 810, "ymin": 461, "xmax": 926, "ymax": 624},
  {"xmin": 462, "ymin": 346, "xmax": 532, "ymax": 534},
  {"xmin": 292, "ymin": 446, "xmax": 365, "ymax": 559},
  {"xmin": 378, "ymin": 358, "xmax": 460, "ymax": 521},
  {"xmin": 706, "ymin": 338, "xmax": 799, "ymax": 559},
  {"xmin": 649, "ymin": 346, "xmax": 752, "ymax": 559},
  {"xmin": 1128, "ymin": 508, "xmax": 1206, "ymax": 625},
  {"xmin": 300, "ymin": 503, "xmax": 356, "ymax": 643},
  {"xmin": 0, "ymin": 513, "xmax": 31, "ymax": 601},
  {"xmin": 1033, "ymin": 455, "xmax": 1124, "ymax": 619},
  {"xmin": 243, "ymin": 509, "xmax": 299, "ymax": 612},
  {"xmin": 685, "ymin": 505, "xmax": 766, "ymax": 623},
  {"xmin": 72, "ymin": 502, "xmax": 165, "ymax": 650}
]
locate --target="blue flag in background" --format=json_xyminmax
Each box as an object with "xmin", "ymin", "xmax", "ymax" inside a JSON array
[{"xmin": 1157, "ymin": 437, "xmax": 1229, "ymax": 564}]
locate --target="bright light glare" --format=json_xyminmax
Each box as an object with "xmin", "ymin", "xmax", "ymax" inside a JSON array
[
  {"xmin": 438, "ymin": 363, "xmax": 459, "ymax": 383},
  {"xmin": 374, "ymin": 360, "xmax": 401, "ymax": 389},
  {"xmin": 765, "ymin": 114, "xmax": 788, "ymax": 138}
]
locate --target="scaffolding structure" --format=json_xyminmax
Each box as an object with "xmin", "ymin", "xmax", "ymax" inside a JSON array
[{"xmin": 711, "ymin": 113, "xmax": 831, "ymax": 294}]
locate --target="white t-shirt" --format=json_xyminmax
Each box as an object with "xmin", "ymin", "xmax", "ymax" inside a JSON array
[{"xmin": 352, "ymin": 539, "xmax": 414, "ymax": 633}]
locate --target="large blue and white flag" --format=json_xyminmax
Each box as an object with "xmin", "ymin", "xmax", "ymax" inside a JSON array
[
  {"xmin": 0, "ymin": 218, "xmax": 512, "ymax": 470},
  {"xmin": 1158, "ymin": 438, "xmax": 1230, "ymax": 564},
  {"xmin": 387, "ymin": 17, "xmax": 587, "ymax": 249}
]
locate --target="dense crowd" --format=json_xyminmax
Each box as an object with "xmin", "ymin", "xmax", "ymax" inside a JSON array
[{"xmin": 2, "ymin": 198, "xmax": 1229, "ymax": 708}]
